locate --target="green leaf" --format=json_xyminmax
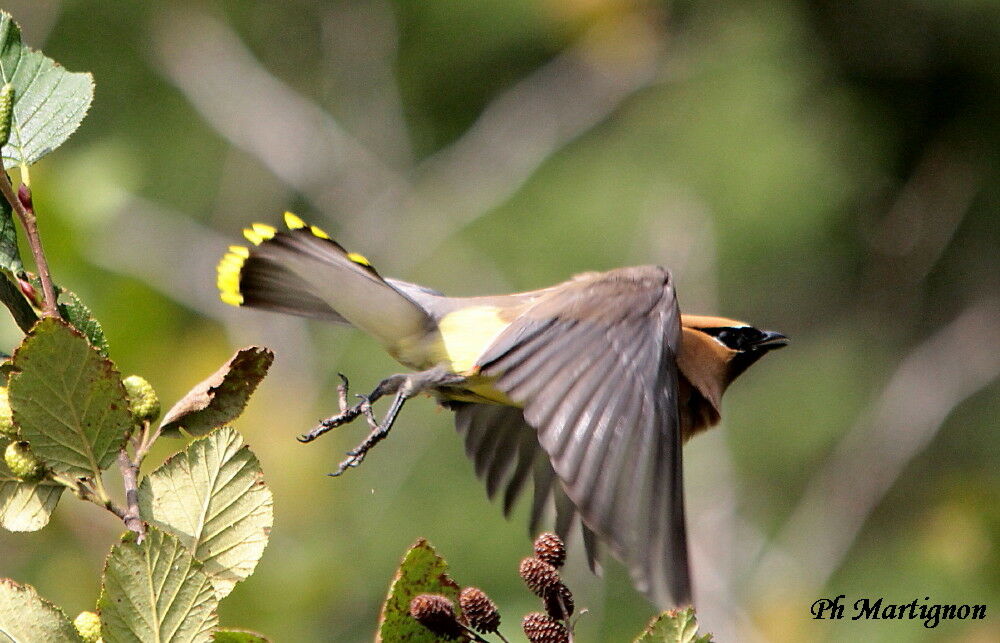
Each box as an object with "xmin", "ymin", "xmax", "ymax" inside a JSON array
[
  {"xmin": 0, "ymin": 11, "xmax": 94, "ymax": 169},
  {"xmin": 160, "ymin": 347, "xmax": 274, "ymax": 438},
  {"xmin": 0, "ymin": 578, "xmax": 82, "ymax": 642},
  {"xmin": 377, "ymin": 538, "xmax": 463, "ymax": 643},
  {"xmin": 57, "ymin": 288, "xmax": 109, "ymax": 355},
  {"xmin": 9, "ymin": 317, "xmax": 131, "ymax": 477},
  {"xmin": 211, "ymin": 630, "xmax": 270, "ymax": 642},
  {"xmin": 0, "ymin": 436, "xmax": 63, "ymax": 531},
  {"xmin": 634, "ymin": 607, "xmax": 714, "ymax": 643},
  {"xmin": 0, "ymin": 481, "xmax": 62, "ymax": 531},
  {"xmin": 98, "ymin": 528, "xmax": 219, "ymax": 643},
  {"xmin": 139, "ymin": 426, "xmax": 273, "ymax": 599},
  {"xmin": 24, "ymin": 277, "xmax": 109, "ymax": 352},
  {"xmin": 0, "ymin": 189, "xmax": 23, "ymax": 274}
]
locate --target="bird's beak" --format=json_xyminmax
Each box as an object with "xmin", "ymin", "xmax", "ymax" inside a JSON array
[{"xmin": 754, "ymin": 330, "xmax": 788, "ymax": 351}]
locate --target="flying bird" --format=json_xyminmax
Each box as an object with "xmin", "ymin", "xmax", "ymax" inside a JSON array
[{"xmin": 217, "ymin": 213, "xmax": 787, "ymax": 608}]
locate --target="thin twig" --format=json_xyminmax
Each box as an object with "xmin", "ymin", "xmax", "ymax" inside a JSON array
[
  {"xmin": 134, "ymin": 419, "xmax": 161, "ymax": 464},
  {"xmin": 0, "ymin": 272, "xmax": 38, "ymax": 331},
  {"xmin": 117, "ymin": 448, "xmax": 146, "ymax": 542},
  {"xmin": 111, "ymin": 418, "xmax": 165, "ymax": 543},
  {"xmin": 0, "ymin": 174, "xmax": 58, "ymax": 317},
  {"xmin": 455, "ymin": 624, "xmax": 490, "ymax": 643},
  {"xmin": 49, "ymin": 472, "xmax": 128, "ymax": 521}
]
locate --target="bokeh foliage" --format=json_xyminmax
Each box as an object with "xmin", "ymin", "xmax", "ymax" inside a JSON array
[{"xmin": 0, "ymin": 1, "xmax": 996, "ymax": 641}]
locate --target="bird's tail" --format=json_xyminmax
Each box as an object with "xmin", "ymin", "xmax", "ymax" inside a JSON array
[{"xmin": 217, "ymin": 213, "xmax": 435, "ymax": 356}]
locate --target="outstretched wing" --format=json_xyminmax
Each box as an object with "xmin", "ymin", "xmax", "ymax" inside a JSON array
[
  {"xmin": 452, "ymin": 402, "xmax": 602, "ymax": 571},
  {"xmin": 474, "ymin": 266, "xmax": 689, "ymax": 608}
]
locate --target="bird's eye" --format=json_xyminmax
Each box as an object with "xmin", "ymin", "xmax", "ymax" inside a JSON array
[{"xmin": 700, "ymin": 326, "xmax": 764, "ymax": 351}]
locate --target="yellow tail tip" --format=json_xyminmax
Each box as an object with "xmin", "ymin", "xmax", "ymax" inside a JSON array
[
  {"xmin": 310, "ymin": 225, "xmax": 331, "ymax": 239},
  {"xmin": 242, "ymin": 228, "xmax": 263, "ymax": 245},
  {"xmin": 252, "ymin": 222, "xmax": 277, "ymax": 238},
  {"xmin": 243, "ymin": 223, "xmax": 276, "ymax": 245},
  {"xmin": 220, "ymin": 291, "xmax": 244, "ymax": 306},
  {"xmin": 284, "ymin": 211, "xmax": 307, "ymax": 229},
  {"xmin": 217, "ymin": 248, "xmax": 247, "ymax": 303},
  {"xmin": 346, "ymin": 252, "xmax": 372, "ymax": 267}
]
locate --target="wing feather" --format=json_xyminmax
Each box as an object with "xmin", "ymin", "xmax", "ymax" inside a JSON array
[
  {"xmin": 474, "ymin": 266, "xmax": 690, "ymax": 608},
  {"xmin": 453, "ymin": 403, "xmax": 603, "ymax": 566}
]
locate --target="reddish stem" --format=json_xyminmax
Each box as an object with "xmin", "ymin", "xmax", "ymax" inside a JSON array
[{"xmin": 11, "ymin": 183, "xmax": 59, "ymax": 318}]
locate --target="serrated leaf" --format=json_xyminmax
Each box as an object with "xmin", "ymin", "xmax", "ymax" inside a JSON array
[
  {"xmin": 0, "ymin": 436, "xmax": 63, "ymax": 531},
  {"xmin": 98, "ymin": 528, "xmax": 219, "ymax": 643},
  {"xmin": 0, "ymin": 578, "xmax": 82, "ymax": 642},
  {"xmin": 377, "ymin": 538, "xmax": 463, "ymax": 643},
  {"xmin": 25, "ymin": 277, "xmax": 108, "ymax": 352},
  {"xmin": 57, "ymin": 288, "xmax": 109, "ymax": 355},
  {"xmin": 9, "ymin": 317, "xmax": 131, "ymax": 476},
  {"xmin": 634, "ymin": 607, "xmax": 713, "ymax": 643},
  {"xmin": 0, "ymin": 190, "xmax": 23, "ymax": 274},
  {"xmin": 139, "ymin": 426, "xmax": 273, "ymax": 599},
  {"xmin": 160, "ymin": 347, "xmax": 273, "ymax": 438},
  {"xmin": 211, "ymin": 629, "xmax": 270, "ymax": 642},
  {"xmin": 0, "ymin": 11, "xmax": 94, "ymax": 169}
]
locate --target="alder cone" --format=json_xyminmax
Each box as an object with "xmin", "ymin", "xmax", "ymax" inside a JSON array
[
  {"xmin": 533, "ymin": 532, "xmax": 566, "ymax": 568},
  {"xmin": 459, "ymin": 587, "xmax": 501, "ymax": 633},
  {"xmin": 543, "ymin": 582, "xmax": 574, "ymax": 620},
  {"xmin": 409, "ymin": 594, "xmax": 464, "ymax": 639},
  {"xmin": 522, "ymin": 612, "xmax": 570, "ymax": 643},
  {"xmin": 519, "ymin": 557, "xmax": 560, "ymax": 597}
]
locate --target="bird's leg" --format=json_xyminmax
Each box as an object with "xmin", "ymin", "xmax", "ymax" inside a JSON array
[
  {"xmin": 300, "ymin": 367, "xmax": 466, "ymax": 476},
  {"xmin": 328, "ymin": 388, "xmax": 406, "ymax": 476},
  {"xmin": 297, "ymin": 373, "xmax": 388, "ymax": 443}
]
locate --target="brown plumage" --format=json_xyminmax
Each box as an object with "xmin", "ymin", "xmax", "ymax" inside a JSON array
[
  {"xmin": 218, "ymin": 214, "xmax": 788, "ymax": 609},
  {"xmin": 676, "ymin": 315, "xmax": 786, "ymax": 440}
]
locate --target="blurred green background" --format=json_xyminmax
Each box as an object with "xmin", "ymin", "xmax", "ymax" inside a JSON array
[{"xmin": 1, "ymin": 0, "xmax": 997, "ymax": 641}]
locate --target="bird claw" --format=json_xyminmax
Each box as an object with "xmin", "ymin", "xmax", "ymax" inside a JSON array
[
  {"xmin": 336, "ymin": 373, "xmax": 350, "ymax": 409},
  {"xmin": 306, "ymin": 370, "xmax": 429, "ymax": 476},
  {"xmin": 328, "ymin": 452, "xmax": 365, "ymax": 476},
  {"xmin": 300, "ymin": 385, "xmax": 370, "ymax": 443}
]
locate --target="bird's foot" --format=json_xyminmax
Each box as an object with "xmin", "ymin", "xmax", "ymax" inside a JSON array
[
  {"xmin": 297, "ymin": 373, "xmax": 368, "ymax": 443},
  {"xmin": 301, "ymin": 367, "xmax": 466, "ymax": 477},
  {"xmin": 327, "ymin": 399, "xmax": 392, "ymax": 476}
]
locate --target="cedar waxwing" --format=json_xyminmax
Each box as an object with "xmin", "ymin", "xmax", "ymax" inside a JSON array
[{"xmin": 217, "ymin": 213, "xmax": 787, "ymax": 609}]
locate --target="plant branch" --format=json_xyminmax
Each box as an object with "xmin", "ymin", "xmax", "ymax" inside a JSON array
[
  {"xmin": 0, "ymin": 272, "xmax": 38, "ymax": 331},
  {"xmin": 134, "ymin": 419, "xmax": 161, "ymax": 464},
  {"xmin": 117, "ymin": 448, "xmax": 146, "ymax": 542},
  {"xmin": 456, "ymin": 624, "xmax": 490, "ymax": 643},
  {"xmin": 114, "ymin": 419, "xmax": 160, "ymax": 543},
  {"xmin": 50, "ymin": 472, "xmax": 128, "ymax": 522},
  {"xmin": 0, "ymin": 174, "xmax": 58, "ymax": 317}
]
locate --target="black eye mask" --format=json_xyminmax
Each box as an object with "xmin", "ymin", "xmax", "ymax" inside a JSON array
[{"xmin": 700, "ymin": 326, "xmax": 767, "ymax": 352}]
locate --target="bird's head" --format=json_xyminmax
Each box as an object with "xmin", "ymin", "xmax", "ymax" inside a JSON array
[
  {"xmin": 682, "ymin": 314, "xmax": 788, "ymax": 379},
  {"xmin": 675, "ymin": 314, "xmax": 788, "ymax": 438}
]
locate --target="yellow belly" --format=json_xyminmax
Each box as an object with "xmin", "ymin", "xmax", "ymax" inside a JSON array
[
  {"xmin": 437, "ymin": 306, "xmax": 510, "ymax": 374},
  {"xmin": 438, "ymin": 373, "xmax": 519, "ymax": 406},
  {"xmin": 390, "ymin": 305, "xmax": 520, "ymax": 406}
]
